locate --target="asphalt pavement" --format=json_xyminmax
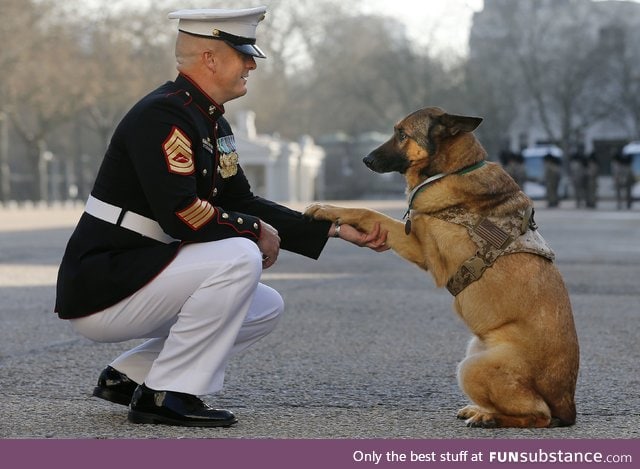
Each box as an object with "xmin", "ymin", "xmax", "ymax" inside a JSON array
[{"xmin": 1, "ymin": 200, "xmax": 639, "ymax": 439}]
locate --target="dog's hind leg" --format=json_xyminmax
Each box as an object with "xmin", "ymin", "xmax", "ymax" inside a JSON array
[{"xmin": 456, "ymin": 339, "xmax": 552, "ymax": 428}]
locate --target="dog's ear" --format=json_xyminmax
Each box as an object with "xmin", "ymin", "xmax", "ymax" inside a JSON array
[
  {"xmin": 438, "ymin": 113, "xmax": 483, "ymax": 137},
  {"xmin": 424, "ymin": 113, "xmax": 483, "ymax": 158}
]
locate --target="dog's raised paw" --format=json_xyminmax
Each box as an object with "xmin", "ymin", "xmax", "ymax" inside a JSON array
[
  {"xmin": 303, "ymin": 203, "xmax": 321, "ymax": 216},
  {"xmin": 304, "ymin": 203, "xmax": 338, "ymax": 222}
]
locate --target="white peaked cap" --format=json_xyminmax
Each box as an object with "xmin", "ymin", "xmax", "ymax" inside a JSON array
[{"xmin": 168, "ymin": 6, "xmax": 267, "ymax": 58}]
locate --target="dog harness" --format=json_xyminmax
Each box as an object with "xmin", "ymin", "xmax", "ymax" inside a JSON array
[
  {"xmin": 431, "ymin": 206, "xmax": 555, "ymax": 296},
  {"xmin": 403, "ymin": 161, "xmax": 555, "ymax": 296},
  {"xmin": 403, "ymin": 161, "xmax": 486, "ymax": 235}
]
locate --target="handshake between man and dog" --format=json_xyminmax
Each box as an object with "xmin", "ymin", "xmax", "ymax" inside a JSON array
[{"xmin": 305, "ymin": 107, "xmax": 579, "ymax": 428}]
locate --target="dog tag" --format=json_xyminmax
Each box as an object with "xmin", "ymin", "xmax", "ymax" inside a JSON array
[{"xmin": 404, "ymin": 218, "xmax": 412, "ymax": 235}]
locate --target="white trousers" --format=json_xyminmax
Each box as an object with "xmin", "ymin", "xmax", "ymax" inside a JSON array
[{"xmin": 70, "ymin": 238, "xmax": 283, "ymax": 396}]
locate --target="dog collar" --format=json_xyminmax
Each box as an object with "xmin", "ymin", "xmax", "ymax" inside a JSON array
[{"xmin": 403, "ymin": 160, "xmax": 486, "ymax": 234}]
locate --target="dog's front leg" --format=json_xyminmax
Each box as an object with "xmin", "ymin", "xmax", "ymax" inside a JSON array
[
  {"xmin": 305, "ymin": 204, "xmax": 381, "ymax": 229},
  {"xmin": 305, "ymin": 204, "xmax": 427, "ymax": 268},
  {"xmin": 305, "ymin": 204, "xmax": 401, "ymax": 237}
]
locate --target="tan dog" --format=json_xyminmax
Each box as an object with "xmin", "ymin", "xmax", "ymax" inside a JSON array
[{"xmin": 306, "ymin": 107, "xmax": 579, "ymax": 428}]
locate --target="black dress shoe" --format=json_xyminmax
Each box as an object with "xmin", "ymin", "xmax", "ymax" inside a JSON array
[
  {"xmin": 92, "ymin": 366, "xmax": 138, "ymax": 406},
  {"xmin": 128, "ymin": 384, "xmax": 238, "ymax": 427}
]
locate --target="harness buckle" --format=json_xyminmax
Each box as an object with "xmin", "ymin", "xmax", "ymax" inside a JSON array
[
  {"xmin": 463, "ymin": 256, "xmax": 488, "ymax": 280},
  {"xmin": 521, "ymin": 206, "xmax": 538, "ymax": 233}
]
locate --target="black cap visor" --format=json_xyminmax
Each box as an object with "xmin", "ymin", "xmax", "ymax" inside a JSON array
[
  {"xmin": 227, "ymin": 42, "xmax": 266, "ymax": 59},
  {"xmin": 179, "ymin": 29, "xmax": 267, "ymax": 59}
]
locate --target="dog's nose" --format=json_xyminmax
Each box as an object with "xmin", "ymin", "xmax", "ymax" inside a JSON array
[{"xmin": 363, "ymin": 155, "xmax": 374, "ymax": 168}]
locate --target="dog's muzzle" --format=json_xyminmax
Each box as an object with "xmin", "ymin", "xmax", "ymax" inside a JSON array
[{"xmin": 363, "ymin": 155, "xmax": 374, "ymax": 169}]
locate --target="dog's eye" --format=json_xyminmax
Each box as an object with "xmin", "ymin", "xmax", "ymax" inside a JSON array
[{"xmin": 397, "ymin": 130, "xmax": 407, "ymax": 142}]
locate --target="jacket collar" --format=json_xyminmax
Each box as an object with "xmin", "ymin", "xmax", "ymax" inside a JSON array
[{"xmin": 175, "ymin": 73, "xmax": 225, "ymax": 122}]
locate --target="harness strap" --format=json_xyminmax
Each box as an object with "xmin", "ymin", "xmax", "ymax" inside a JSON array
[
  {"xmin": 446, "ymin": 217, "xmax": 513, "ymax": 296},
  {"xmin": 404, "ymin": 161, "xmax": 486, "ymax": 221},
  {"xmin": 401, "ymin": 160, "xmax": 551, "ymax": 296},
  {"xmin": 403, "ymin": 160, "xmax": 486, "ymax": 235},
  {"xmin": 445, "ymin": 206, "xmax": 546, "ymax": 296}
]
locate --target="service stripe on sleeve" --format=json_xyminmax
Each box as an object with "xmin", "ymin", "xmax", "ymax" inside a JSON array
[{"xmin": 176, "ymin": 199, "xmax": 216, "ymax": 230}]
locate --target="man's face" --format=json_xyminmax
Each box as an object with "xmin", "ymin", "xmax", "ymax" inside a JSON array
[{"xmin": 212, "ymin": 43, "xmax": 257, "ymax": 103}]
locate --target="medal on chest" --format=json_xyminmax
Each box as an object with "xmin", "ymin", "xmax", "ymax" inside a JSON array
[{"xmin": 216, "ymin": 134, "xmax": 239, "ymax": 179}]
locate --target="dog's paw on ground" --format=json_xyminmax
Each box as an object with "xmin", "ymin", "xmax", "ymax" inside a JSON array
[
  {"xmin": 456, "ymin": 404, "xmax": 482, "ymax": 420},
  {"xmin": 464, "ymin": 415, "xmax": 498, "ymax": 428},
  {"xmin": 457, "ymin": 405, "xmax": 499, "ymax": 428}
]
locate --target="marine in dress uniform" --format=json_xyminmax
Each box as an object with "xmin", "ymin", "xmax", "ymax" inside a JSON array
[{"xmin": 55, "ymin": 6, "xmax": 340, "ymax": 427}]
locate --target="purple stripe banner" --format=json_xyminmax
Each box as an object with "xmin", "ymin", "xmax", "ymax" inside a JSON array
[{"xmin": 0, "ymin": 438, "xmax": 637, "ymax": 469}]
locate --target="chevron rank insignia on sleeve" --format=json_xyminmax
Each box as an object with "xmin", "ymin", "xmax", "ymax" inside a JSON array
[{"xmin": 163, "ymin": 126, "xmax": 195, "ymax": 175}]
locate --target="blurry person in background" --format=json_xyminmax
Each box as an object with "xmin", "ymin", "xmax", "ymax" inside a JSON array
[
  {"xmin": 585, "ymin": 152, "xmax": 599, "ymax": 209},
  {"xmin": 543, "ymin": 152, "xmax": 562, "ymax": 208},
  {"xmin": 569, "ymin": 150, "xmax": 586, "ymax": 208},
  {"xmin": 612, "ymin": 149, "xmax": 634, "ymax": 209}
]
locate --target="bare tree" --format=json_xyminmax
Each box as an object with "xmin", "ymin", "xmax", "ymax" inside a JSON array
[
  {"xmin": 244, "ymin": 9, "xmax": 452, "ymax": 139},
  {"xmin": 467, "ymin": 0, "xmax": 631, "ymax": 161},
  {"xmin": 596, "ymin": 9, "xmax": 640, "ymax": 140},
  {"xmin": 236, "ymin": 0, "xmax": 356, "ymax": 138},
  {"xmin": 76, "ymin": 7, "xmax": 176, "ymax": 146},
  {"xmin": 0, "ymin": 0, "xmax": 41, "ymax": 201},
  {"xmin": 4, "ymin": 2, "xmax": 88, "ymax": 201},
  {"xmin": 67, "ymin": 6, "xmax": 176, "ymax": 198},
  {"xmin": 465, "ymin": 4, "xmax": 522, "ymax": 157},
  {"xmin": 617, "ymin": 50, "xmax": 640, "ymax": 139}
]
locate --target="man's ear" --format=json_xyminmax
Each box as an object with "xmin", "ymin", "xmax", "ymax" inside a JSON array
[
  {"xmin": 203, "ymin": 50, "xmax": 216, "ymax": 72},
  {"xmin": 438, "ymin": 113, "xmax": 483, "ymax": 137}
]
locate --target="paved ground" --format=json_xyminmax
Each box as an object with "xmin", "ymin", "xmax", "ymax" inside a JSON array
[{"xmin": 0, "ymin": 200, "xmax": 638, "ymax": 439}]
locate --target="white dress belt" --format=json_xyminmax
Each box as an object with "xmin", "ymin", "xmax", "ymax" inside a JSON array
[{"xmin": 85, "ymin": 195, "xmax": 178, "ymax": 244}]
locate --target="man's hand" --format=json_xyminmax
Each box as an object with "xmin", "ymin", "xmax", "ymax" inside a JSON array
[
  {"xmin": 258, "ymin": 220, "xmax": 280, "ymax": 269},
  {"xmin": 330, "ymin": 222, "xmax": 390, "ymax": 252}
]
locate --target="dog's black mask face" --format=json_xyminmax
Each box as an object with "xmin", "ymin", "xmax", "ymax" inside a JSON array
[
  {"xmin": 363, "ymin": 135, "xmax": 411, "ymax": 174},
  {"xmin": 362, "ymin": 109, "xmax": 430, "ymax": 174},
  {"xmin": 363, "ymin": 108, "xmax": 483, "ymax": 176}
]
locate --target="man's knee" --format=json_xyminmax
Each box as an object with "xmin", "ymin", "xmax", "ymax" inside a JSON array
[
  {"xmin": 234, "ymin": 238, "xmax": 263, "ymax": 276},
  {"xmin": 211, "ymin": 238, "xmax": 262, "ymax": 287},
  {"xmin": 235, "ymin": 287, "xmax": 283, "ymax": 349},
  {"xmin": 248, "ymin": 284, "xmax": 284, "ymax": 324},
  {"xmin": 264, "ymin": 284, "xmax": 284, "ymax": 312}
]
